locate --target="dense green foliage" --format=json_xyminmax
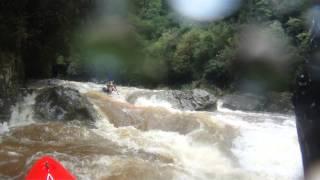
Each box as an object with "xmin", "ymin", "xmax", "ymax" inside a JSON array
[
  {"xmin": 122, "ymin": 0, "xmax": 309, "ymax": 89},
  {"xmin": 0, "ymin": 0, "xmax": 315, "ymax": 91},
  {"xmin": 66, "ymin": 0, "xmax": 312, "ymax": 90}
]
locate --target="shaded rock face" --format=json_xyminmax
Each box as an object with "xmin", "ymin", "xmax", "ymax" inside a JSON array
[
  {"xmin": 265, "ymin": 92, "xmax": 294, "ymax": 114},
  {"xmin": 222, "ymin": 92, "xmax": 293, "ymax": 113},
  {"xmin": 34, "ymin": 86, "xmax": 97, "ymax": 124},
  {"xmin": 293, "ymin": 70, "xmax": 320, "ymax": 175},
  {"xmin": 222, "ymin": 93, "xmax": 265, "ymax": 112},
  {"xmin": 0, "ymin": 98, "xmax": 12, "ymax": 122},
  {"xmin": 0, "ymin": 52, "xmax": 24, "ymax": 122},
  {"xmin": 127, "ymin": 89, "xmax": 217, "ymax": 111}
]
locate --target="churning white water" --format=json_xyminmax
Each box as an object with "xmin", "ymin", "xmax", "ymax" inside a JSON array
[
  {"xmin": 0, "ymin": 80, "xmax": 303, "ymax": 179},
  {"xmin": 216, "ymin": 103, "xmax": 302, "ymax": 179}
]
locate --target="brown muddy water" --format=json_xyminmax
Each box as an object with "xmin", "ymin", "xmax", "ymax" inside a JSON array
[{"xmin": 0, "ymin": 80, "xmax": 302, "ymax": 180}]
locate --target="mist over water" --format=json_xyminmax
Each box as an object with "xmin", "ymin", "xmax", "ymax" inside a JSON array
[{"xmin": 0, "ymin": 80, "xmax": 302, "ymax": 179}]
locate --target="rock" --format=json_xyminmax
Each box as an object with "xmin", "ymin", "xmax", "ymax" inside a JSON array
[
  {"xmin": 0, "ymin": 97, "xmax": 19, "ymax": 122},
  {"xmin": 0, "ymin": 98, "xmax": 10, "ymax": 122},
  {"xmin": 0, "ymin": 52, "xmax": 24, "ymax": 122},
  {"xmin": 222, "ymin": 93, "xmax": 265, "ymax": 112},
  {"xmin": 34, "ymin": 86, "xmax": 97, "ymax": 124},
  {"xmin": 264, "ymin": 92, "xmax": 293, "ymax": 114},
  {"xmin": 127, "ymin": 89, "xmax": 217, "ymax": 111},
  {"xmin": 166, "ymin": 89, "xmax": 217, "ymax": 111},
  {"xmin": 0, "ymin": 99, "xmax": 3, "ymax": 107},
  {"xmin": 222, "ymin": 92, "xmax": 293, "ymax": 113}
]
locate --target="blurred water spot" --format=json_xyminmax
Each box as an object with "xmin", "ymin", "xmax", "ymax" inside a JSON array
[
  {"xmin": 235, "ymin": 22, "xmax": 296, "ymax": 91},
  {"xmin": 168, "ymin": 0, "xmax": 241, "ymax": 22},
  {"xmin": 238, "ymin": 22, "xmax": 293, "ymax": 67}
]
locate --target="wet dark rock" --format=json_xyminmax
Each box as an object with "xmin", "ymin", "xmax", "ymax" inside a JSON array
[
  {"xmin": 265, "ymin": 92, "xmax": 293, "ymax": 114},
  {"xmin": 162, "ymin": 89, "xmax": 217, "ymax": 111},
  {"xmin": 0, "ymin": 98, "xmax": 12, "ymax": 122},
  {"xmin": 222, "ymin": 92, "xmax": 293, "ymax": 113},
  {"xmin": 0, "ymin": 52, "xmax": 24, "ymax": 122},
  {"xmin": 222, "ymin": 93, "xmax": 265, "ymax": 112},
  {"xmin": 34, "ymin": 86, "xmax": 97, "ymax": 124},
  {"xmin": 127, "ymin": 89, "xmax": 217, "ymax": 111}
]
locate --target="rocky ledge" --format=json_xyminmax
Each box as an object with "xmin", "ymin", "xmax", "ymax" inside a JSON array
[
  {"xmin": 222, "ymin": 92, "xmax": 293, "ymax": 114},
  {"xmin": 127, "ymin": 89, "xmax": 217, "ymax": 111},
  {"xmin": 34, "ymin": 86, "xmax": 98, "ymax": 124}
]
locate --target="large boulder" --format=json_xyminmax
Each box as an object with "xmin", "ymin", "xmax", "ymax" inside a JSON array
[
  {"xmin": 127, "ymin": 89, "xmax": 217, "ymax": 111},
  {"xmin": 222, "ymin": 92, "xmax": 293, "ymax": 113},
  {"xmin": 34, "ymin": 86, "xmax": 97, "ymax": 124},
  {"xmin": 264, "ymin": 92, "xmax": 293, "ymax": 114},
  {"xmin": 222, "ymin": 93, "xmax": 265, "ymax": 112}
]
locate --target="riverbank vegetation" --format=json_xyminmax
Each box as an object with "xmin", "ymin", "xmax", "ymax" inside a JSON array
[
  {"xmin": 65, "ymin": 0, "xmax": 311, "ymax": 92},
  {"xmin": 0, "ymin": 0, "xmax": 314, "ymax": 92}
]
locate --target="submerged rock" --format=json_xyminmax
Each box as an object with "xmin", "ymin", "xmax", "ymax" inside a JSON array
[
  {"xmin": 127, "ymin": 89, "xmax": 217, "ymax": 111},
  {"xmin": 34, "ymin": 86, "xmax": 97, "ymax": 123}
]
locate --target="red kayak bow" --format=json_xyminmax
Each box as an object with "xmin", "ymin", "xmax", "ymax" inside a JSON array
[{"xmin": 25, "ymin": 156, "xmax": 76, "ymax": 180}]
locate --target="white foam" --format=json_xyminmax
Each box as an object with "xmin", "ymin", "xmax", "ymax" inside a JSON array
[
  {"xmin": 9, "ymin": 93, "xmax": 37, "ymax": 127},
  {"xmin": 93, "ymin": 119, "xmax": 244, "ymax": 180},
  {"xmin": 213, "ymin": 108, "xmax": 303, "ymax": 179},
  {"xmin": 0, "ymin": 122, "xmax": 9, "ymax": 135},
  {"xmin": 134, "ymin": 95, "xmax": 173, "ymax": 109},
  {"xmin": 142, "ymin": 131, "xmax": 244, "ymax": 179},
  {"xmin": 233, "ymin": 123, "xmax": 301, "ymax": 179}
]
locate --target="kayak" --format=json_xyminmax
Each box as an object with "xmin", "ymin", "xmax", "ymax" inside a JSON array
[{"xmin": 25, "ymin": 156, "xmax": 76, "ymax": 180}]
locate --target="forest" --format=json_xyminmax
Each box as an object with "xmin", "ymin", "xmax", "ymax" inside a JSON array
[
  {"xmin": 0, "ymin": 0, "xmax": 315, "ymax": 92},
  {"xmin": 61, "ymin": 0, "xmax": 311, "ymax": 91}
]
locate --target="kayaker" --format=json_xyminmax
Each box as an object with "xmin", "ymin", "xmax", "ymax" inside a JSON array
[{"xmin": 104, "ymin": 81, "xmax": 118, "ymax": 94}]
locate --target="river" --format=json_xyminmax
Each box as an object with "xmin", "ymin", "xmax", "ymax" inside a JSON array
[{"xmin": 0, "ymin": 80, "xmax": 302, "ymax": 180}]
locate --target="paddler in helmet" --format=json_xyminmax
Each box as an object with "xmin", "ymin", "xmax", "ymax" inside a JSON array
[{"xmin": 104, "ymin": 81, "xmax": 118, "ymax": 94}]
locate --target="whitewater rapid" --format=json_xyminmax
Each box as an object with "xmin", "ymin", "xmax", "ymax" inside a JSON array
[{"xmin": 0, "ymin": 80, "xmax": 302, "ymax": 180}]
